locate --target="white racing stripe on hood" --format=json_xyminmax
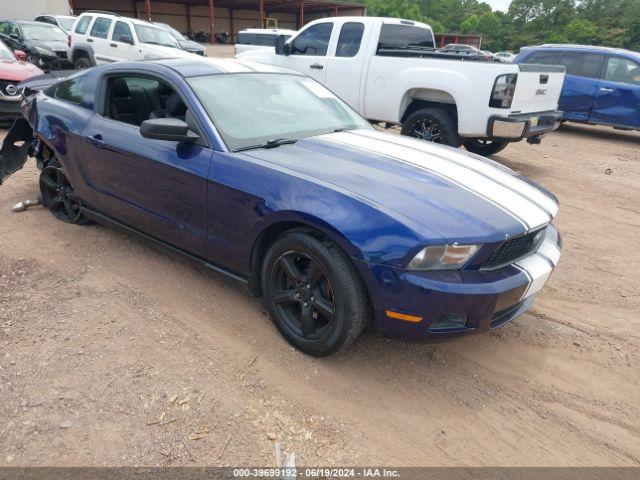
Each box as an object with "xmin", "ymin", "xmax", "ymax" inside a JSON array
[
  {"xmin": 352, "ymin": 130, "xmax": 559, "ymax": 219},
  {"xmin": 321, "ymin": 131, "xmax": 551, "ymax": 230}
]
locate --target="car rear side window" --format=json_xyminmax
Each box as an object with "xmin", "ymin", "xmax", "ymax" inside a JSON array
[
  {"xmin": 377, "ymin": 24, "xmax": 435, "ymax": 52},
  {"xmin": 255, "ymin": 34, "xmax": 278, "ymax": 47},
  {"xmin": 236, "ymin": 33, "xmax": 256, "ymax": 45},
  {"xmin": 522, "ymin": 51, "xmax": 563, "ymax": 65},
  {"xmin": 291, "ymin": 23, "xmax": 333, "ymax": 56},
  {"xmin": 75, "ymin": 16, "xmax": 92, "ymax": 34},
  {"xmin": 559, "ymin": 52, "xmax": 604, "ymax": 79},
  {"xmin": 52, "ymin": 78, "xmax": 85, "ymax": 106},
  {"xmin": 605, "ymin": 56, "xmax": 640, "ymax": 85},
  {"xmin": 336, "ymin": 22, "xmax": 364, "ymax": 57},
  {"xmin": 90, "ymin": 17, "xmax": 112, "ymax": 39}
]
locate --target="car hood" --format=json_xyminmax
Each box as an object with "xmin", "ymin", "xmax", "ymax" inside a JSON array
[
  {"xmin": 0, "ymin": 59, "xmax": 43, "ymax": 81},
  {"xmin": 178, "ymin": 39, "xmax": 204, "ymax": 52},
  {"xmin": 141, "ymin": 44, "xmax": 199, "ymax": 59},
  {"xmin": 240, "ymin": 129, "xmax": 558, "ymax": 243},
  {"xmin": 26, "ymin": 39, "xmax": 67, "ymax": 53}
]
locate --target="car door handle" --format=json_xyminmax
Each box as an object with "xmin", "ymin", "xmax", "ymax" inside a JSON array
[
  {"xmin": 309, "ymin": 63, "xmax": 324, "ymax": 70},
  {"xmin": 87, "ymin": 38, "xmax": 93, "ymax": 43},
  {"xmin": 110, "ymin": 43, "xmax": 118, "ymax": 48},
  {"xmin": 600, "ymin": 87, "xmax": 614, "ymax": 93},
  {"xmin": 90, "ymin": 134, "xmax": 106, "ymax": 148}
]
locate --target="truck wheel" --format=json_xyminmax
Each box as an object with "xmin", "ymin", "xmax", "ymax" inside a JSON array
[
  {"xmin": 464, "ymin": 139, "xmax": 509, "ymax": 157},
  {"xmin": 401, "ymin": 107, "xmax": 462, "ymax": 147},
  {"xmin": 74, "ymin": 57, "xmax": 92, "ymax": 70},
  {"xmin": 261, "ymin": 230, "xmax": 368, "ymax": 357}
]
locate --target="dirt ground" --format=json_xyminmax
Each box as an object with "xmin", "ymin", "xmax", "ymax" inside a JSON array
[{"xmin": 1, "ymin": 107, "xmax": 639, "ymax": 466}]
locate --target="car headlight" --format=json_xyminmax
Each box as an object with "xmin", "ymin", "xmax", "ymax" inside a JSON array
[
  {"xmin": 490, "ymin": 73, "xmax": 518, "ymax": 108},
  {"xmin": 407, "ymin": 244, "xmax": 481, "ymax": 270},
  {"xmin": 33, "ymin": 46, "xmax": 55, "ymax": 57}
]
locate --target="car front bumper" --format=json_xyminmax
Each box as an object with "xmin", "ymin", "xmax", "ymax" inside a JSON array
[
  {"xmin": 0, "ymin": 97, "xmax": 21, "ymax": 120},
  {"xmin": 487, "ymin": 111, "xmax": 563, "ymax": 141},
  {"xmin": 356, "ymin": 224, "xmax": 561, "ymax": 340}
]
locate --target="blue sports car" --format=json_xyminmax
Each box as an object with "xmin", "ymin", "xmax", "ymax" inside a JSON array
[{"xmin": 0, "ymin": 58, "xmax": 561, "ymax": 356}]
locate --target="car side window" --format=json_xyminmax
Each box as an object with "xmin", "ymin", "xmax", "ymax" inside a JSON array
[
  {"xmin": 291, "ymin": 23, "xmax": 333, "ymax": 56},
  {"xmin": 559, "ymin": 52, "xmax": 604, "ymax": 79},
  {"xmin": 90, "ymin": 17, "xmax": 112, "ymax": 39},
  {"xmin": 377, "ymin": 24, "xmax": 434, "ymax": 52},
  {"xmin": 112, "ymin": 21, "xmax": 133, "ymax": 43},
  {"xmin": 336, "ymin": 22, "xmax": 364, "ymax": 58},
  {"xmin": 236, "ymin": 33, "xmax": 255, "ymax": 45},
  {"xmin": 52, "ymin": 78, "xmax": 85, "ymax": 106},
  {"xmin": 605, "ymin": 57, "xmax": 640, "ymax": 85},
  {"xmin": 523, "ymin": 51, "xmax": 563, "ymax": 65},
  {"xmin": 75, "ymin": 16, "xmax": 92, "ymax": 34}
]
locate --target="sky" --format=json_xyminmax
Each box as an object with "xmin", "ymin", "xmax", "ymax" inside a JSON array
[{"xmin": 486, "ymin": 0, "xmax": 512, "ymax": 12}]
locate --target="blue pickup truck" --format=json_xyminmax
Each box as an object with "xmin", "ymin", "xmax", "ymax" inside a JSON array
[{"xmin": 515, "ymin": 44, "xmax": 640, "ymax": 130}]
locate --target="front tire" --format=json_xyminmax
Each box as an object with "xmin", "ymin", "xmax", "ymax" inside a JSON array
[
  {"xmin": 261, "ymin": 231, "xmax": 368, "ymax": 356},
  {"xmin": 464, "ymin": 139, "xmax": 509, "ymax": 156},
  {"xmin": 401, "ymin": 107, "xmax": 462, "ymax": 147},
  {"xmin": 74, "ymin": 57, "xmax": 92, "ymax": 70}
]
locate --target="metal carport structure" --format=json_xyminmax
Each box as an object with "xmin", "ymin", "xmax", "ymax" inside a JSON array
[{"xmin": 70, "ymin": 0, "xmax": 366, "ymax": 43}]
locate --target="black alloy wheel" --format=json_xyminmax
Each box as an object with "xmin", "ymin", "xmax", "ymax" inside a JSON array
[
  {"xmin": 39, "ymin": 165, "xmax": 86, "ymax": 224},
  {"xmin": 401, "ymin": 107, "xmax": 462, "ymax": 147},
  {"xmin": 463, "ymin": 138, "xmax": 510, "ymax": 157},
  {"xmin": 261, "ymin": 231, "xmax": 368, "ymax": 356}
]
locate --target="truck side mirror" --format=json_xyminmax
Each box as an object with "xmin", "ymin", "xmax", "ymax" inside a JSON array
[{"xmin": 275, "ymin": 35, "xmax": 290, "ymax": 56}]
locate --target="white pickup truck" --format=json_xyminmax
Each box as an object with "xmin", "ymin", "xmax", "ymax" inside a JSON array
[{"xmin": 236, "ymin": 17, "xmax": 566, "ymax": 156}]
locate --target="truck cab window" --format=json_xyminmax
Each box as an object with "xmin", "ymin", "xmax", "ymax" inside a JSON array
[
  {"xmin": 291, "ymin": 23, "xmax": 333, "ymax": 56},
  {"xmin": 377, "ymin": 24, "xmax": 434, "ymax": 52},
  {"xmin": 559, "ymin": 52, "xmax": 604, "ymax": 79},
  {"xmin": 336, "ymin": 22, "xmax": 364, "ymax": 58}
]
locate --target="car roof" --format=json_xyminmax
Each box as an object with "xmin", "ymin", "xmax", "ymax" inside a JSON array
[
  {"xmin": 15, "ymin": 20, "xmax": 61, "ymax": 27},
  {"xmin": 525, "ymin": 44, "xmax": 640, "ymax": 58},
  {"xmin": 240, "ymin": 28, "xmax": 296, "ymax": 34},
  {"xmin": 100, "ymin": 57, "xmax": 301, "ymax": 77}
]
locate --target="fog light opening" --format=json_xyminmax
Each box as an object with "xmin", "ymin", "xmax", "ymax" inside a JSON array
[{"xmin": 428, "ymin": 314, "xmax": 469, "ymax": 332}]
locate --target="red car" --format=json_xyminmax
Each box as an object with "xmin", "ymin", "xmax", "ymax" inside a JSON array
[{"xmin": 0, "ymin": 39, "xmax": 43, "ymax": 122}]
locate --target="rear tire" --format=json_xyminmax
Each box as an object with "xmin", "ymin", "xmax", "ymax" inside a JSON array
[
  {"xmin": 261, "ymin": 230, "xmax": 368, "ymax": 357},
  {"xmin": 464, "ymin": 139, "xmax": 509, "ymax": 156},
  {"xmin": 401, "ymin": 107, "xmax": 462, "ymax": 147},
  {"xmin": 74, "ymin": 57, "xmax": 92, "ymax": 70}
]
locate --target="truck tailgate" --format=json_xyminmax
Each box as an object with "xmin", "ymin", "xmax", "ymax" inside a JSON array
[{"xmin": 510, "ymin": 65, "xmax": 565, "ymax": 114}]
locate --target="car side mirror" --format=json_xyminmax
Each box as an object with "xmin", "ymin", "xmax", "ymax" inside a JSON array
[
  {"xmin": 140, "ymin": 118, "xmax": 198, "ymax": 143},
  {"xmin": 275, "ymin": 35, "xmax": 290, "ymax": 56},
  {"xmin": 14, "ymin": 49, "xmax": 26, "ymax": 61},
  {"xmin": 119, "ymin": 34, "xmax": 134, "ymax": 45}
]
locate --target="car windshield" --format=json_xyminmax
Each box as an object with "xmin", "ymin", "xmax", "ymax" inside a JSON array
[
  {"xmin": 57, "ymin": 17, "xmax": 76, "ymax": 30},
  {"xmin": 133, "ymin": 24, "xmax": 179, "ymax": 48},
  {"xmin": 21, "ymin": 24, "xmax": 67, "ymax": 41},
  {"xmin": 159, "ymin": 23, "xmax": 186, "ymax": 41},
  {"xmin": 0, "ymin": 40, "xmax": 14, "ymax": 60},
  {"xmin": 188, "ymin": 73, "xmax": 372, "ymax": 151}
]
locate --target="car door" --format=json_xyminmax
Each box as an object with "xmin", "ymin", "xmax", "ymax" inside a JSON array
[
  {"xmin": 87, "ymin": 16, "xmax": 114, "ymax": 64},
  {"xmin": 82, "ymin": 74, "xmax": 213, "ymax": 257},
  {"xmin": 108, "ymin": 20, "xmax": 138, "ymax": 61},
  {"xmin": 284, "ymin": 22, "xmax": 333, "ymax": 83},
  {"xmin": 556, "ymin": 51, "xmax": 605, "ymax": 122},
  {"xmin": 324, "ymin": 21, "xmax": 365, "ymax": 109},
  {"xmin": 590, "ymin": 55, "xmax": 640, "ymax": 129}
]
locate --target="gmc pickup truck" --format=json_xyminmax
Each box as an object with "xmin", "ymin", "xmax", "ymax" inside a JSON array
[{"xmin": 237, "ymin": 17, "xmax": 566, "ymax": 156}]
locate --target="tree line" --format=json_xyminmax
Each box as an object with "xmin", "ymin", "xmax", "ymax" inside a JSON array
[{"xmin": 358, "ymin": 0, "xmax": 640, "ymax": 53}]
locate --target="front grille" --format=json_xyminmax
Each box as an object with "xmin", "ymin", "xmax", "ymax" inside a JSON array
[
  {"xmin": 0, "ymin": 80, "xmax": 19, "ymax": 97},
  {"xmin": 483, "ymin": 227, "xmax": 546, "ymax": 269}
]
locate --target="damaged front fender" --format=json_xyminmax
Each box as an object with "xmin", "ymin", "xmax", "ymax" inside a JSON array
[{"xmin": 0, "ymin": 118, "xmax": 35, "ymax": 184}]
